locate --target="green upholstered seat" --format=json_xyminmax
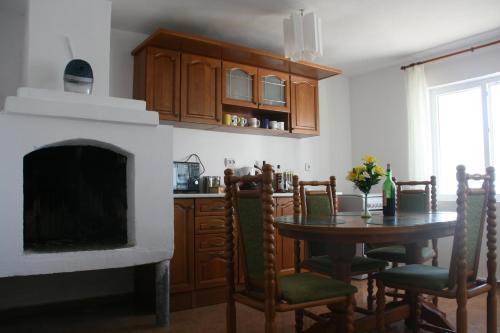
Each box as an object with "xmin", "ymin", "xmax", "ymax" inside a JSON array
[
  {"xmin": 305, "ymin": 193, "xmax": 332, "ymax": 257},
  {"xmin": 302, "ymin": 255, "xmax": 387, "ymax": 274},
  {"xmin": 366, "ymin": 245, "xmax": 435, "ymax": 263},
  {"xmin": 237, "ymin": 197, "xmax": 265, "ymax": 286},
  {"xmin": 366, "ymin": 189, "xmax": 434, "ymax": 263},
  {"xmin": 374, "ymin": 264, "xmax": 449, "ymax": 291},
  {"xmin": 398, "ymin": 192, "xmax": 429, "ymax": 212},
  {"xmin": 279, "ymin": 272, "xmax": 357, "ymax": 304}
]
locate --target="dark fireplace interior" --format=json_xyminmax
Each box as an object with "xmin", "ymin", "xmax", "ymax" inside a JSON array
[{"xmin": 23, "ymin": 145, "xmax": 128, "ymax": 252}]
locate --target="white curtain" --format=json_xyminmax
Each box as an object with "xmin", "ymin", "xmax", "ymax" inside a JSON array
[{"xmin": 406, "ymin": 65, "xmax": 433, "ymax": 180}]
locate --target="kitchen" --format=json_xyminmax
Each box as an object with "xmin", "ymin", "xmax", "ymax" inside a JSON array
[{"xmin": 1, "ymin": 0, "xmax": 500, "ymax": 332}]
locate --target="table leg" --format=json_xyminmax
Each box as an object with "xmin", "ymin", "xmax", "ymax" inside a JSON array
[{"xmin": 328, "ymin": 243, "xmax": 356, "ymax": 333}]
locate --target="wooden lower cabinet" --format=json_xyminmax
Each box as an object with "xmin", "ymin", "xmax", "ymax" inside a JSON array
[
  {"xmin": 171, "ymin": 196, "xmax": 296, "ymax": 311},
  {"xmin": 275, "ymin": 197, "xmax": 304, "ymax": 274}
]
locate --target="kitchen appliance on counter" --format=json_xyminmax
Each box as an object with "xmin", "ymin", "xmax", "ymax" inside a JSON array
[
  {"xmin": 203, "ymin": 176, "xmax": 221, "ymax": 193},
  {"xmin": 173, "ymin": 161, "xmax": 201, "ymax": 193}
]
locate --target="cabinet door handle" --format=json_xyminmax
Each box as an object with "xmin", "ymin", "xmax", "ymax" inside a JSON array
[{"xmin": 209, "ymin": 241, "xmax": 225, "ymax": 247}]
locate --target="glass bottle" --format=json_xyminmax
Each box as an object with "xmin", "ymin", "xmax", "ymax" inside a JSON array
[{"xmin": 382, "ymin": 163, "xmax": 396, "ymax": 216}]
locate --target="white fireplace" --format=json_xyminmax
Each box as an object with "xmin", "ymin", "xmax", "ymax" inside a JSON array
[{"xmin": 0, "ymin": 87, "xmax": 173, "ymax": 278}]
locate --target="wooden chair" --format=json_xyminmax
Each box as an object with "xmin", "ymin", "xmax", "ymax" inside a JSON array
[
  {"xmin": 292, "ymin": 175, "xmax": 387, "ymax": 313},
  {"xmin": 366, "ymin": 176, "xmax": 439, "ymax": 303},
  {"xmin": 365, "ymin": 177, "xmax": 438, "ymax": 263},
  {"xmin": 224, "ymin": 165, "xmax": 357, "ymax": 333},
  {"xmin": 375, "ymin": 165, "xmax": 497, "ymax": 333}
]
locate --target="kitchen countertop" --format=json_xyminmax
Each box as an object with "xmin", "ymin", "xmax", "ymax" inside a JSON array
[
  {"xmin": 173, "ymin": 192, "xmax": 295, "ymax": 198},
  {"xmin": 173, "ymin": 192, "xmax": 346, "ymax": 199}
]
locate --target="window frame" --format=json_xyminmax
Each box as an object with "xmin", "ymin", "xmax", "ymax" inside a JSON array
[{"xmin": 429, "ymin": 73, "xmax": 500, "ymax": 200}]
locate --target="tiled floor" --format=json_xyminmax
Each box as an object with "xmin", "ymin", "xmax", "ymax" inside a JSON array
[{"xmin": 0, "ymin": 280, "xmax": 498, "ymax": 332}]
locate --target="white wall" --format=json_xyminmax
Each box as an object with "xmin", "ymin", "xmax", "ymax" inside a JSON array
[
  {"xmin": 23, "ymin": 0, "xmax": 111, "ymax": 95},
  {"xmin": 349, "ymin": 42, "xmax": 500, "ymax": 278},
  {"xmin": 0, "ymin": 10, "xmax": 25, "ymax": 109},
  {"xmin": 109, "ymin": 28, "xmax": 353, "ymax": 191}
]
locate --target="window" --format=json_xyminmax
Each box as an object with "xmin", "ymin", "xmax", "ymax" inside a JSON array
[{"xmin": 429, "ymin": 73, "xmax": 500, "ymax": 199}]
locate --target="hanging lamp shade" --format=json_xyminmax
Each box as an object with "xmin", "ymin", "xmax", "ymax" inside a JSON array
[{"xmin": 283, "ymin": 11, "xmax": 323, "ymax": 62}]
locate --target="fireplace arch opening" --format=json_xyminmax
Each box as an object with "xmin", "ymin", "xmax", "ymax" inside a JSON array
[{"xmin": 23, "ymin": 145, "xmax": 129, "ymax": 252}]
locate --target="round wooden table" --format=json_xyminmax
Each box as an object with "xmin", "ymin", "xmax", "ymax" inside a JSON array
[{"xmin": 274, "ymin": 211, "xmax": 457, "ymax": 332}]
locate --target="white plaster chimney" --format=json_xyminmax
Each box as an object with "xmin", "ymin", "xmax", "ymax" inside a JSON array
[{"xmin": 23, "ymin": 0, "xmax": 111, "ymax": 96}]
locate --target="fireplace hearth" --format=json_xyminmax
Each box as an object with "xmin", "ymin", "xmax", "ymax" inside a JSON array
[{"xmin": 23, "ymin": 145, "xmax": 129, "ymax": 252}]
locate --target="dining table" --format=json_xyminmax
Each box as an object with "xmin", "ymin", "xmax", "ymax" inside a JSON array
[{"xmin": 274, "ymin": 210, "xmax": 457, "ymax": 333}]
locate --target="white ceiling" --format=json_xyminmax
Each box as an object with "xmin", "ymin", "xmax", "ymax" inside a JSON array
[{"xmin": 110, "ymin": 0, "xmax": 500, "ymax": 75}]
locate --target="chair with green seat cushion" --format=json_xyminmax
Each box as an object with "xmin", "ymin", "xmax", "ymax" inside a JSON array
[
  {"xmin": 225, "ymin": 165, "xmax": 357, "ymax": 333},
  {"xmin": 365, "ymin": 176, "xmax": 438, "ymax": 266},
  {"xmin": 374, "ymin": 165, "xmax": 497, "ymax": 333},
  {"xmin": 293, "ymin": 175, "xmax": 387, "ymax": 312}
]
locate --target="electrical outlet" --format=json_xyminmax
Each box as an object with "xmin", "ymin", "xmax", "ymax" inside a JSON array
[
  {"xmin": 305, "ymin": 162, "xmax": 311, "ymax": 172},
  {"xmin": 224, "ymin": 157, "xmax": 236, "ymax": 168}
]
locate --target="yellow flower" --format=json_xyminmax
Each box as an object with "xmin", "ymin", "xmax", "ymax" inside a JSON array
[
  {"xmin": 354, "ymin": 165, "xmax": 366, "ymax": 173},
  {"xmin": 346, "ymin": 171, "xmax": 357, "ymax": 181},
  {"xmin": 374, "ymin": 165, "xmax": 385, "ymax": 176},
  {"xmin": 362, "ymin": 155, "xmax": 377, "ymax": 164}
]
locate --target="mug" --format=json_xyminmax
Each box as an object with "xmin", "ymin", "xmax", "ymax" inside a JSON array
[
  {"xmin": 269, "ymin": 121, "xmax": 278, "ymax": 129},
  {"xmin": 261, "ymin": 118, "xmax": 269, "ymax": 129},
  {"xmin": 223, "ymin": 114, "xmax": 232, "ymax": 126},
  {"xmin": 238, "ymin": 117, "xmax": 248, "ymax": 127},
  {"xmin": 248, "ymin": 117, "xmax": 260, "ymax": 128},
  {"xmin": 277, "ymin": 121, "xmax": 285, "ymax": 130},
  {"xmin": 231, "ymin": 115, "xmax": 239, "ymax": 126}
]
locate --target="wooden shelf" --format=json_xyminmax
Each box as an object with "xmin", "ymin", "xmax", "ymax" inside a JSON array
[
  {"xmin": 159, "ymin": 120, "xmax": 315, "ymax": 138},
  {"xmin": 132, "ymin": 28, "xmax": 342, "ymax": 80}
]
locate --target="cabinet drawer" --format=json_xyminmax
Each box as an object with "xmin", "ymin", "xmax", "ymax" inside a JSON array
[
  {"xmin": 195, "ymin": 216, "xmax": 225, "ymax": 234},
  {"xmin": 196, "ymin": 234, "xmax": 226, "ymax": 252},
  {"xmin": 195, "ymin": 198, "xmax": 225, "ymax": 216}
]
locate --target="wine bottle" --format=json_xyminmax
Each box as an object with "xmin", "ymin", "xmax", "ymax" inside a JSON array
[{"xmin": 382, "ymin": 163, "xmax": 396, "ymax": 216}]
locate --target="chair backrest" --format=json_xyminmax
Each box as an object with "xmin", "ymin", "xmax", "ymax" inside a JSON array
[
  {"xmin": 395, "ymin": 176, "xmax": 437, "ymax": 213},
  {"xmin": 224, "ymin": 164, "xmax": 276, "ymax": 300},
  {"xmin": 448, "ymin": 165, "xmax": 496, "ymax": 290},
  {"xmin": 292, "ymin": 175, "xmax": 336, "ymax": 257}
]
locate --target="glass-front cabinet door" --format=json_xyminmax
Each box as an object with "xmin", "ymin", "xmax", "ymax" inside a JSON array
[
  {"xmin": 258, "ymin": 69, "xmax": 290, "ymax": 112},
  {"xmin": 222, "ymin": 61, "xmax": 258, "ymax": 108}
]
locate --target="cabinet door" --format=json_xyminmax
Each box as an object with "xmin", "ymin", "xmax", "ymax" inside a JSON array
[
  {"xmin": 258, "ymin": 69, "xmax": 290, "ymax": 112},
  {"xmin": 195, "ymin": 249, "xmax": 228, "ymax": 289},
  {"xmin": 290, "ymin": 75, "xmax": 319, "ymax": 135},
  {"xmin": 171, "ymin": 199, "xmax": 195, "ymax": 293},
  {"xmin": 222, "ymin": 61, "xmax": 258, "ymax": 108},
  {"xmin": 145, "ymin": 47, "xmax": 180, "ymax": 121},
  {"xmin": 181, "ymin": 53, "xmax": 222, "ymax": 124},
  {"xmin": 275, "ymin": 197, "xmax": 303, "ymax": 274}
]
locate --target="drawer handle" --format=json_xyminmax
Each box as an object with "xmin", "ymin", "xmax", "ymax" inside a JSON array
[
  {"xmin": 203, "ymin": 224, "xmax": 223, "ymax": 229},
  {"xmin": 209, "ymin": 242, "xmax": 225, "ymax": 247}
]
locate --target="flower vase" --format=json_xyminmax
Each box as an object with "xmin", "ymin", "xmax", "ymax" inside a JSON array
[{"xmin": 361, "ymin": 193, "xmax": 372, "ymax": 218}]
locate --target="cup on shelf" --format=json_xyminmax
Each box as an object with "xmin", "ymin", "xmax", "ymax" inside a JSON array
[
  {"xmin": 277, "ymin": 122, "xmax": 285, "ymax": 130},
  {"xmin": 261, "ymin": 118, "xmax": 269, "ymax": 129},
  {"xmin": 238, "ymin": 116, "xmax": 248, "ymax": 127},
  {"xmin": 269, "ymin": 121, "xmax": 278, "ymax": 129},
  {"xmin": 248, "ymin": 118, "xmax": 260, "ymax": 128},
  {"xmin": 223, "ymin": 114, "xmax": 232, "ymax": 126},
  {"xmin": 231, "ymin": 115, "xmax": 239, "ymax": 126}
]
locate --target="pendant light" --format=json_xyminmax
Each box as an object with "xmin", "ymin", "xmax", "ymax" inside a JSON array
[{"xmin": 283, "ymin": 9, "xmax": 323, "ymax": 62}]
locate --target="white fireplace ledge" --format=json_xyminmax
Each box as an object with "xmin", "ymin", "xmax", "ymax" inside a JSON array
[
  {"xmin": 1, "ymin": 247, "xmax": 169, "ymax": 277},
  {"xmin": 3, "ymin": 88, "xmax": 158, "ymax": 126}
]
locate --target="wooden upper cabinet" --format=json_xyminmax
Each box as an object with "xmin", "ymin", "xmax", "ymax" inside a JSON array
[
  {"xmin": 133, "ymin": 47, "xmax": 180, "ymax": 121},
  {"xmin": 222, "ymin": 61, "xmax": 258, "ymax": 108},
  {"xmin": 258, "ymin": 69, "xmax": 290, "ymax": 113},
  {"xmin": 171, "ymin": 199, "xmax": 195, "ymax": 293},
  {"xmin": 181, "ymin": 53, "xmax": 222, "ymax": 125},
  {"xmin": 290, "ymin": 75, "xmax": 319, "ymax": 135}
]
